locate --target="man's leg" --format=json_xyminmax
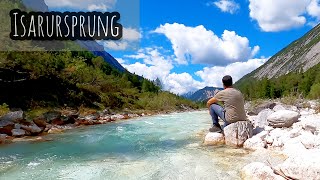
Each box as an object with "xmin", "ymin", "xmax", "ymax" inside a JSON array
[{"xmin": 209, "ymin": 104, "xmax": 225, "ymax": 132}]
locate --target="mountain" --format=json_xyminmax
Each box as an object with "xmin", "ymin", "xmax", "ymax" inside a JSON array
[
  {"xmin": 22, "ymin": 0, "xmax": 48, "ymax": 11},
  {"xmin": 238, "ymin": 24, "xmax": 320, "ymax": 83},
  {"xmin": 184, "ymin": 87, "xmax": 223, "ymax": 102},
  {"xmin": 21, "ymin": 0, "xmax": 127, "ymax": 73},
  {"xmin": 235, "ymin": 23, "xmax": 320, "ymax": 99}
]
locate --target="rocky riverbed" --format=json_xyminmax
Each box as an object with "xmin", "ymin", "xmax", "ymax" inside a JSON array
[{"xmin": 204, "ymin": 100, "xmax": 320, "ymax": 180}]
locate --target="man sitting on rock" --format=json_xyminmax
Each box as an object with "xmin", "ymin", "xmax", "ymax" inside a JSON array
[{"xmin": 207, "ymin": 75, "xmax": 247, "ymax": 133}]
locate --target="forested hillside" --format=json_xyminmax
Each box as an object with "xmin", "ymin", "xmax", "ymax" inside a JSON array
[
  {"xmin": 235, "ymin": 63, "xmax": 320, "ymax": 100},
  {"xmin": 0, "ymin": 0, "xmax": 199, "ymax": 112}
]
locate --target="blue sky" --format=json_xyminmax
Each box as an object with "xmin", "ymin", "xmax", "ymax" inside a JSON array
[{"xmin": 44, "ymin": 0, "xmax": 320, "ymax": 94}]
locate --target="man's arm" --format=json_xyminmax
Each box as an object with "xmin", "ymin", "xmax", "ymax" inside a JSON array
[{"xmin": 207, "ymin": 97, "xmax": 218, "ymax": 108}]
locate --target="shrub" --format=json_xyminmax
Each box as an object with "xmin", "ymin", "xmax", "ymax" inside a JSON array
[
  {"xmin": 308, "ymin": 83, "xmax": 320, "ymax": 99},
  {"xmin": 0, "ymin": 103, "xmax": 9, "ymax": 116}
]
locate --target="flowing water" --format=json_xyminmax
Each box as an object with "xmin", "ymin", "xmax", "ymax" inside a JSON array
[{"xmin": 0, "ymin": 111, "xmax": 280, "ymax": 180}]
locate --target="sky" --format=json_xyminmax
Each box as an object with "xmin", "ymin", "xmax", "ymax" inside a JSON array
[{"xmin": 44, "ymin": 0, "xmax": 320, "ymax": 95}]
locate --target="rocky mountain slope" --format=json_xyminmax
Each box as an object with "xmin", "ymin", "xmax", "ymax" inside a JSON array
[
  {"xmin": 184, "ymin": 87, "xmax": 223, "ymax": 102},
  {"xmin": 238, "ymin": 23, "xmax": 320, "ymax": 83}
]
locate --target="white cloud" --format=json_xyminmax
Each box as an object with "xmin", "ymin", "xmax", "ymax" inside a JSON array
[
  {"xmin": 209, "ymin": 0, "xmax": 240, "ymax": 14},
  {"xmin": 101, "ymin": 28, "xmax": 141, "ymax": 50},
  {"xmin": 248, "ymin": 0, "xmax": 320, "ymax": 32},
  {"xmin": 103, "ymin": 41, "xmax": 128, "ymax": 50},
  {"xmin": 122, "ymin": 28, "xmax": 142, "ymax": 41},
  {"xmin": 88, "ymin": 4, "xmax": 108, "ymax": 11},
  {"xmin": 307, "ymin": 0, "xmax": 320, "ymax": 20},
  {"xmin": 154, "ymin": 23, "xmax": 259, "ymax": 66},
  {"xmin": 163, "ymin": 73, "xmax": 204, "ymax": 95},
  {"xmin": 122, "ymin": 48, "xmax": 174, "ymax": 81},
  {"xmin": 118, "ymin": 48, "xmax": 203, "ymax": 94},
  {"xmin": 118, "ymin": 48, "xmax": 267, "ymax": 94},
  {"xmin": 196, "ymin": 57, "xmax": 268, "ymax": 87},
  {"xmin": 44, "ymin": 0, "xmax": 117, "ymax": 11}
]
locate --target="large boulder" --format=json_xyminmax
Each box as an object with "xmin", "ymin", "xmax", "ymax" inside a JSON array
[
  {"xmin": 224, "ymin": 121, "xmax": 253, "ymax": 147},
  {"xmin": 276, "ymin": 149, "xmax": 320, "ymax": 180},
  {"xmin": 20, "ymin": 122, "xmax": 42, "ymax": 135},
  {"xmin": 11, "ymin": 129, "xmax": 26, "ymax": 137},
  {"xmin": 0, "ymin": 120, "xmax": 14, "ymax": 128},
  {"xmin": 203, "ymin": 132, "xmax": 225, "ymax": 146},
  {"xmin": 267, "ymin": 110, "xmax": 299, "ymax": 128},
  {"xmin": 241, "ymin": 162, "xmax": 285, "ymax": 180},
  {"xmin": 300, "ymin": 115, "xmax": 320, "ymax": 133},
  {"xmin": 254, "ymin": 109, "xmax": 274, "ymax": 133},
  {"xmin": 243, "ymin": 136, "xmax": 266, "ymax": 150},
  {"xmin": 0, "ymin": 111, "xmax": 24, "ymax": 122}
]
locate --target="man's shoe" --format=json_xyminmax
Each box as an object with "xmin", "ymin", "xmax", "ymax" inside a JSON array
[{"xmin": 209, "ymin": 125, "xmax": 222, "ymax": 133}]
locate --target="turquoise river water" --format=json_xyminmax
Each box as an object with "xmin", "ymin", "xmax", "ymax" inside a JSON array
[{"xmin": 0, "ymin": 111, "xmax": 278, "ymax": 179}]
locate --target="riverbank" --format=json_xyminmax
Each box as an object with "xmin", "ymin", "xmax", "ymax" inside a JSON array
[
  {"xmin": 204, "ymin": 99, "xmax": 320, "ymax": 179},
  {"xmin": 242, "ymin": 100, "xmax": 320, "ymax": 179},
  {"xmin": 0, "ymin": 105, "xmax": 198, "ymax": 145}
]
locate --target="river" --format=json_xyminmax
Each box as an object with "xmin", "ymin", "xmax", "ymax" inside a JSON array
[{"xmin": 0, "ymin": 111, "xmax": 278, "ymax": 179}]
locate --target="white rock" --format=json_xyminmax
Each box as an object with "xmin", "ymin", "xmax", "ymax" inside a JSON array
[
  {"xmin": 309, "ymin": 100, "xmax": 319, "ymax": 109},
  {"xmin": 243, "ymin": 136, "xmax": 266, "ymax": 150},
  {"xmin": 255, "ymin": 130, "xmax": 269, "ymax": 140},
  {"xmin": 277, "ymin": 149, "xmax": 320, "ymax": 180},
  {"xmin": 288, "ymin": 128, "xmax": 301, "ymax": 138},
  {"xmin": 203, "ymin": 132, "xmax": 224, "ymax": 146},
  {"xmin": 267, "ymin": 110, "xmax": 300, "ymax": 128},
  {"xmin": 299, "ymin": 131, "xmax": 320, "ymax": 149},
  {"xmin": 224, "ymin": 121, "xmax": 253, "ymax": 147},
  {"xmin": 282, "ymin": 138, "xmax": 307, "ymax": 157},
  {"xmin": 0, "ymin": 111, "xmax": 24, "ymax": 122},
  {"xmin": 255, "ymin": 109, "xmax": 274, "ymax": 128},
  {"xmin": 273, "ymin": 104, "xmax": 286, "ymax": 111},
  {"xmin": 21, "ymin": 122, "xmax": 42, "ymax": 134},
  {"xmin": 300, "ymin": 114, "xmax": 320, "ymax": 133},
  {"xmin": 267, "ymin": 128, "xmax": 289, "ymax": 148},
  {"xmin": 247, "ymin": 115, "xmax": 257, "ymax": 124},
  {"xmin": 265, "ymin": 135, "xmax": 274, "ymax": 144},
  {"xmin": 300, "ymin": 108, "xmax": 316, "ymax": 116},
  {"xmin": 264, "ymin": 126, "xmax": 274, "ymax": 131},
  {"xmin": 242, "ymin": 162, "xmax": 285, "ymax": 180},
  {"xmin": 11, "ymin": 129, "xmax": 26, "ymax": 137},
  {"xmin": 272, "ymin": 138, "xmax": 284, "ymax": 148},
  {"xmin": 269, "ymin": 128, "xmax": 286, "ymax": 139}
]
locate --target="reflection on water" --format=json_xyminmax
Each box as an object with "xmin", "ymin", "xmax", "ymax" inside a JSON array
[{"xmin": 0, "ymin": 111, "xmax": 281, "ymax": 179}]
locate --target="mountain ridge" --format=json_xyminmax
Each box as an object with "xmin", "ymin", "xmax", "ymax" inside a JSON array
[
  {"xmin": 183, "ymin": 86, "xmax": 223, "ymax": 102},
  {"xmin": 237, "ymin": 24, "xmax": 320, "ymax": 83}
]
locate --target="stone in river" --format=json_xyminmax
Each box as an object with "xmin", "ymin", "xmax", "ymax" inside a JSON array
[
  {"xmin": 242, "ymin": 162, "xmax": 285, "ymax": 180},
  {"xmin": 203, "ymin": 132, "xmax": 225, "ymax": 146},
  {"xmin": 224, "ymin": 121, "xmax": 253, "ymax": 147}
]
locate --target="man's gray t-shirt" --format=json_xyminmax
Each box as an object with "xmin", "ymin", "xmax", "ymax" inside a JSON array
[{"xmin": 214, "ymin": 88, "xmax": 247, "ymax": 123}]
